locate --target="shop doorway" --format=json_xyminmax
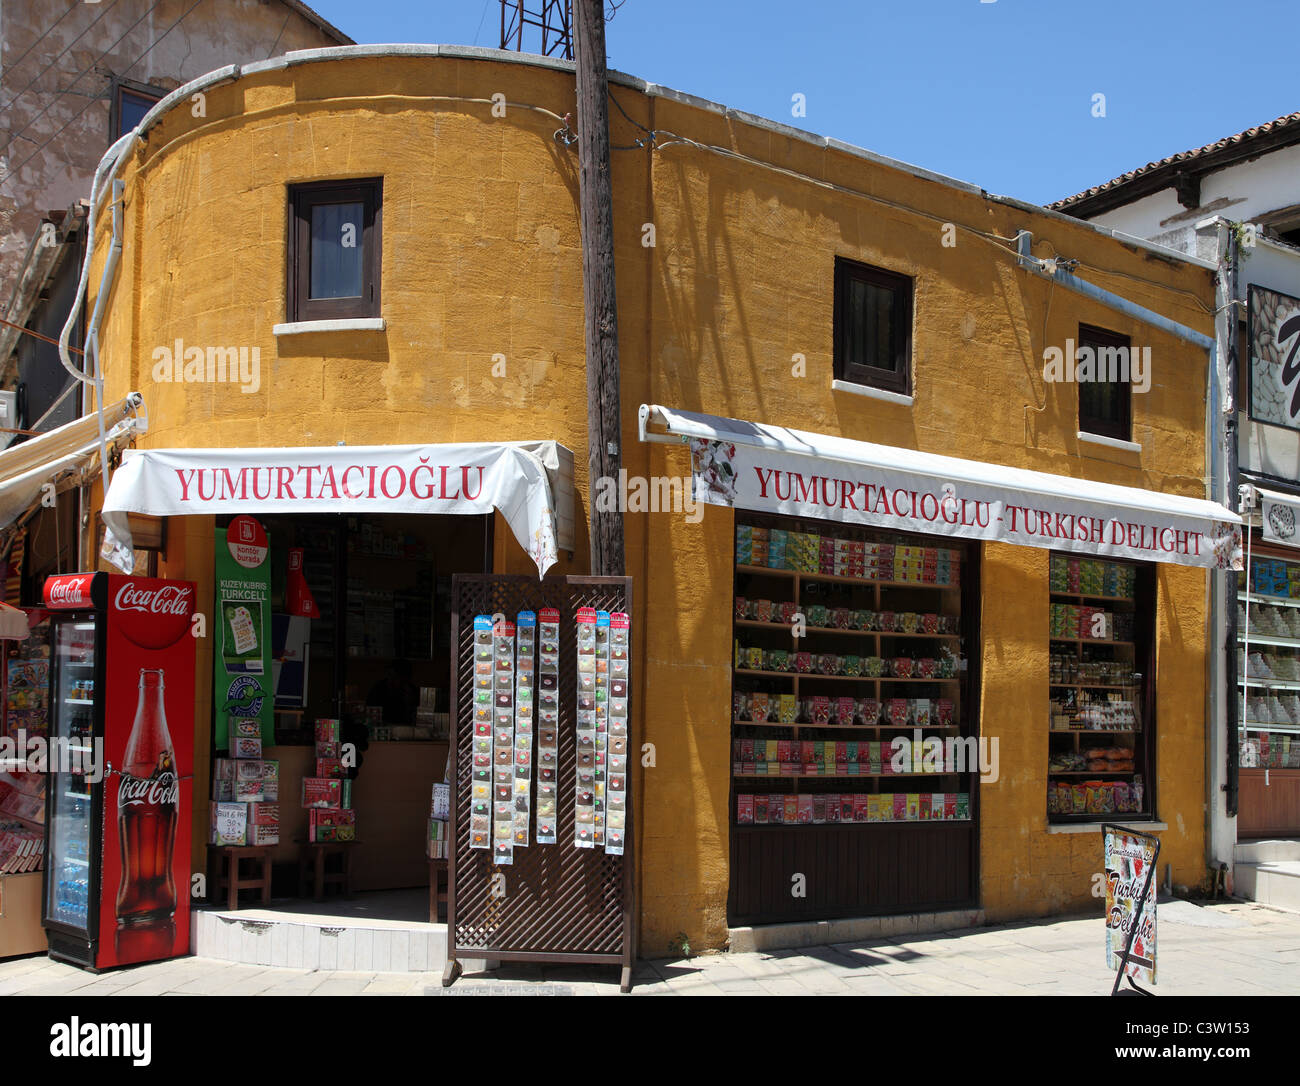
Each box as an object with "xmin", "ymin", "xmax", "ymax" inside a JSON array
[{"xmin": 213, "ymin": 512, "xmax": 491, "ymax": 909}]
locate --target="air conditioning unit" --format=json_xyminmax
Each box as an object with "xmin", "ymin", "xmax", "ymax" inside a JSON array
[{"xmin": 0, "ymin": 391, "xmax": 16, "ymax": 451}]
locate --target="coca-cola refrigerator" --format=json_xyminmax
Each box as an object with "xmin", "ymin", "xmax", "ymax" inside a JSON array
[{"xmin": 40, "ymin": 572, "xmax": 196, "ymax": 970}]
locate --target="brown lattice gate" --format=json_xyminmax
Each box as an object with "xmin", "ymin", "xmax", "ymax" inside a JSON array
[{"xmin": 443, "ymin": 575, "xmax": 635, "ymax": 991}]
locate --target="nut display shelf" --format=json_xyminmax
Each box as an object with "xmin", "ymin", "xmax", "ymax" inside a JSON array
[
  {"xmin": 734, "ymin": 668, "xmax": 958, "ymax": 684},
  {"xmin": 735, "ymin": 619, "xmax": 960, "ymax": 641},
  {"xmin": 734, "ymin": 772, "xmax": 965, "ymax": 780},
  {"xmin": 735, "ymin": 565, "xmax": 960, "ymax": 591},
  {"xmin": 734, "ymin": 718, "xmax": 960, "ymax": 731}
]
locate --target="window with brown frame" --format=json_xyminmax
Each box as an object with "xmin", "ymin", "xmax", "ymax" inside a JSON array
[
  {"xmin": 111, "ymin": 78, "xmax": 164, "ymax": 140},
  {"xmin": 833, "ymin": 257, "xmax": 913, "ymax": 395},
  {"xmin": 287, "ymin": 179, "xmax": 382, "ymax": 322},
  {"xmin": 1077, "ymin": 323, "xmax": 1132, "ymax": 441}
]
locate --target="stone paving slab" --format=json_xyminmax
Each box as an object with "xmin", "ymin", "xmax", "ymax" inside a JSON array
[{"xmin": 1, "ymin": 900, "xmax": 1297, "ymax": 996}]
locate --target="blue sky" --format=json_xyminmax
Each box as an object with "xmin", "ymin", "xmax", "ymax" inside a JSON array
[{"xmin": 310, "ymin": 0, "xmax": 1297, "ymax": 206}]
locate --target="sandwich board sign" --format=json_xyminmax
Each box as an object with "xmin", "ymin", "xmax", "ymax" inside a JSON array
[{"xmin": 1103, "ymin": 824, "xmax": 1159, "ymax": 993}]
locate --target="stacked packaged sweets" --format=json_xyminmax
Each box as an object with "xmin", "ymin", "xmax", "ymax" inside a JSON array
[
  {"xmin": 209, "ymin": 719, "xmax": 280, "ymax": 846},
  {"xmin": 427, "ymin": 782, "xmax": 450, "ymax": 859},
  {"xmin": 304, "ymin": 718, "xmax": 355, "ymax": 842}
]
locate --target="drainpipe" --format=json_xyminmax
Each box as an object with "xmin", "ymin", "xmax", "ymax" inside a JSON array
[
  {"xmin": 1013, "ymin": 230, "xmax": 1229, "ymax": 886},
  {"xmin": 1218, "ymin": 220, "xmax": 1241, "ymax": 864},
  {"xmin": 59, "ymin": 131, "xmax": 138, "ymax": 565}
]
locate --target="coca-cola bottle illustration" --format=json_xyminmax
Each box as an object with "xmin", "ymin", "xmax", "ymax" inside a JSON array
[{"xmin": 115, "ymin": 668, "xmax": 179, "ymax": 927}]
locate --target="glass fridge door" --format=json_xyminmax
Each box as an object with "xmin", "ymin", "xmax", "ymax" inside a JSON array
[{"xmin": 45, "ymin": 617, "xmax": 98, "ymax": 930}]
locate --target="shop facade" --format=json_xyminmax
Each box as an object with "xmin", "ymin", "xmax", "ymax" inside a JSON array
[{"xmin": 77, "ymin": 45, "xmax": 1231, "ymax": 957}]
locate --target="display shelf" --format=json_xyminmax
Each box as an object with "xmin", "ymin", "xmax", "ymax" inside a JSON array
[
  {"xmin": 733, "ymin": 819, "xmax": 974, "ymax": 829},
  {"xmin": 1237, "ymin": 633, "xmax": 1300, "ymax": 648},
  {"xmin": 733, "ymin": 771, "xmax": 967, "ymax": 780},
  {"xmin": 1243, "ymin": 722, "xmax": 1300, "ymax": 733},
  {"xmin": 1048, "ymin": 770, "xmax": 1137, "ymax": 777},
  {"xmin": 1241, "ymin": 592, "xmax": 1300, "ymax": 610},
  {"xmin": 1048, "ymin": 727, "xmax": 1139, "ymax": 734},
  {"xmin": 734, "ymin": 619, "xmax": 960, "ymax": 640},
  {"xmin": 736, "ymin": 564, "xmax": 960, "ymax": 590},
  {"xmin": 1238, "ymin": 677, "xmax": 1300, "ymax": 691},
  {"xmin": 1048, "ymin": 683, "xmax": 1137, "ymax": 691},
  {"xmin": 1048, "ymin": 590, "xmax": 1137, "ymax": 604},
  {"xmin": 1048, "ymin": 637, "xmax": 1134, "ymax": 648},
  {"xmin": 733, "ymin": 718, "xmax": 960, "ymax": 731}
]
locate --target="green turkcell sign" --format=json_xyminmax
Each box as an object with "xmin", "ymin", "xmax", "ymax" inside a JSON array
[{"xmin": 214, "ymin": 516, "xmax": 273, "ymax": 751}]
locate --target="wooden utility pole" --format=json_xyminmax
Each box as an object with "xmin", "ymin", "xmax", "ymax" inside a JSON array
[{"xmin": 573, "ymin": 0, "xmax": 625, "ymax": 576}]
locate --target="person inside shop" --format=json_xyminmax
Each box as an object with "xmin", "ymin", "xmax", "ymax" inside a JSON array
[{"xmin": 366, "ymin": 658, "xmax": 418, "ymax": 725}]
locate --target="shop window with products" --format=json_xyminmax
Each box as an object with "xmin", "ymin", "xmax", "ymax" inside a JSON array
[
  {"xmin": 730, "ymin": 513, "xmax": 979, "ymax": 925},
  {"xmin": 1238, "ymin": 551, "xmax": 1300, "ymax": 838},
  {"xmin": 1047, "ymin": 554, "xmax": 1155, "ymax": 823}
]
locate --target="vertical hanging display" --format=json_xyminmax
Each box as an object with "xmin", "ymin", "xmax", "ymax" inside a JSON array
[
  {"xmin": 470, "ymin": 615, "xmax": 494, "ymax": 850},
  {"xmin": 593, "ymin": 611, "xmax": 610, "ymax": 846},
  {"xmin": 606, "ymin": 612, "xmax": 630, "ymax": 855},
  {"xmin": 492, "ymin": 618, "xmax": 517, "ymax": 865},
  {"xmin": 574, "ymin": 607, "xmax": 598, "ymax": 847},
  {"xmin": 513, "ymin": 611, "xmax": 535, "ymax": 849},
  {"xmin": 535, "ymin": 608, "xmax": 560, "ymax": 844}
]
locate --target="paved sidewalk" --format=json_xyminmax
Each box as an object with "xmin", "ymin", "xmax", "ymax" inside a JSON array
[{"xmin": 2, "ymin": 899, "xmax": 1297, "ymax": 996}]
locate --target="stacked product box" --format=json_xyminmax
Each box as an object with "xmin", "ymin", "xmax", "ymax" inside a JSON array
[
  {"xmin": 209, "ymin": 742, "xmax": 281, "ymax": 846},
  {"xmin": 735, "ymin": 525, "xmax": 770, "ymax": 566},
  {"xmin": 736, "ymin": 792, "xmax": 970, "ymax": 824},
  {"xmin": 303, "ymin": 718, "xmax": 353, "ymax": 840},
  {"xmin": 427, "ymin": 782, "xmax": 450, "ymax": 859}
]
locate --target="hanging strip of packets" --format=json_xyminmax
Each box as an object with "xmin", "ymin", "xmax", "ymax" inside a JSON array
[
  {"xmin": 605, "ymin": 612, "xmax": 630, "ymax": 855},
  {"xmin": 492, "ymin": 618, "xmax": 517, "ymax": 865},
  {"xmin": 513, "ymin": 612, "xmax": 535, "ymax": 850},
  {"xmin": 535, "ymin": 608, "xmax": 560, "ymax": 843},
  {"xmin": 469, "ymin": 616, "xmax": 495, "ymax": 851},
  {"xmin": 574, "ymin": 607, "xmax": 598, "ymax": 847}
]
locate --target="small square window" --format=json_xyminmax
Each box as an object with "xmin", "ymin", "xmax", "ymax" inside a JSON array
[
  {"xmin": 288, "ymin": 180, "xmax": 382, "ymax": 322},
  {"xmin": 1077, "ymin": 324, "xmax": 1132, "ymax": 441},
  {"xmin": 833, "ymin": 258, "xmax": 913, "ymax": 394},
  {"xmin": 112, "ymin": 81, "xmax": 164, "ymax": 139}
]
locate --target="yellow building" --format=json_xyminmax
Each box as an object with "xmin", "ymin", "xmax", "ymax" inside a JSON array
[{"xmin": 77, "ymin": 45, "xmax": 1237, "ymax": 957}]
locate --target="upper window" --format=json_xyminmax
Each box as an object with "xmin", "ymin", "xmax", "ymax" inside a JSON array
[
  {"xmin": 1077, "ymin": 323, "xmax": 1132, "ymax": 442},
  {"xmin": 833, "ymin": 257, "xmax": 913, "ymax": 395},
  {"xmin": 113, "ymin": 81, "xmax": 163, "ymax": 139},
  {"xmin": 287, "ymin": 180, "xmax": 382, "ymax": 322}
]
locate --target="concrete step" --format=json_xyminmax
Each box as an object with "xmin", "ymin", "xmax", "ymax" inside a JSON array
[
  {"xmin": 1235, "ymin": 861, "xmax": 1300, "ymax": 911},
  {"xmin": 191, "ymin": 906, "xmax": 450, "ymax": 973},
  {"xmin": 729, "ymin": 907, "xmax": 984, "ymax": 953},
  {"xmin": 1235, "ymin": 838, "xmax": 1300, "ymax": 865}
]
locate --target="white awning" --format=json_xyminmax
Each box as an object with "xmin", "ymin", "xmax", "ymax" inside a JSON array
[
  {"xmin": 640, "ymin": 403, "xmax": 1242, "ymax": 570},
  {"xmin": 101, "ymin": 441, "xmax": 565, "ymax": 576},
  {"xmin": 0, "ymin": 394, "xmax": 146, "ymax": 531}
]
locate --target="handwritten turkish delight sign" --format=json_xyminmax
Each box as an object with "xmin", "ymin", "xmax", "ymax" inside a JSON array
[{"xmin": 1104, "ymin": 825, "xmax": 1158, "ymax": 986}]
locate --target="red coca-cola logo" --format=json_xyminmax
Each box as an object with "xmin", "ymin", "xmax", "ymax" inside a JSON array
[
  {"xmin": 119, "ymin": 771, "xmax": 179, "ymax": 808},
  {"xmin": 111, "ymin": 578, "xmax": 195, "ymax": 649},
  {"xmin": 44, "ymin": 574, "xmax": 93, "ymax": 608}
]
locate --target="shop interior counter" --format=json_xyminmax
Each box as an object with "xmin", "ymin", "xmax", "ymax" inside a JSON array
[{"xmin": 265, "ymin": 741, "xmax": 448, "ymax": 892}]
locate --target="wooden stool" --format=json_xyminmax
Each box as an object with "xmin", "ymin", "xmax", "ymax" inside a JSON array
[
  {"xmin": 209, "ymin": 846, "xmax": 273, "ymax": 911},
  {"xmin": 296, "ymin": 841, "xmax": 356, "ymax": 901},
  {"xmin": 428, "ymin": 859, "xmax": 448, "ymax": 922}
]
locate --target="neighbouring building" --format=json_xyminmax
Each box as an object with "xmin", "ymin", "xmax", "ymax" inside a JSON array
[
  {"xmin": 1054, "ymin": 113, "xmax": 1300, "ymax": 909},
  {"xmin": 26, "ymin": 45, "xmax": 1242, "ymax": 961}
]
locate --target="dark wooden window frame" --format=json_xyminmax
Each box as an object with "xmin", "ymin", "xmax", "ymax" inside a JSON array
[
  {"xmin": 833, "ymin": 257, "xmax": 914, "ymax": 395},
  {"xmin": 109, "ymin": 77, "xmax": 165, "ymax": 141},
  {"xmin": 287, "ymin": 179, "xmax": 383, "ymax": 322},
  {"xmin": 1077, "ymin": 323, "xmax": 1133, "ymax": 442}
]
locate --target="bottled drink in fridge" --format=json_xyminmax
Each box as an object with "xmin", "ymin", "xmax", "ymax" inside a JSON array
[{"xmin": 115, "ymin": 669, "xmax": 179, "ymax": 926}]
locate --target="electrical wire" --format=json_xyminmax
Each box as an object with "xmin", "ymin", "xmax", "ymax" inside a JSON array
[
  {"xmin": 0, "ymin": 0, "xmax": 126, "ymax": 117},
  {"xmin": 0, "ymin": 316, "xmax": 85, "ymax": 356},
  {"xmin": 6, "ymin": 0, "xmax": 205, "ymax": 183},
  {"xmin": 0, "ymin": 2, "xmax": 86, "ymax": 96}
]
